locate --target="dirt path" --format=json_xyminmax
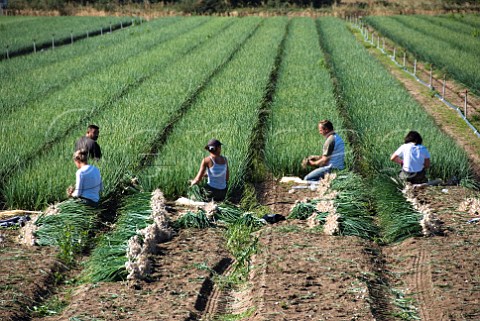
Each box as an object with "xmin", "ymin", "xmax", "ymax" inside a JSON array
[
  {"xmin": 32, "ymin": 228, "xmax": 231, "ymax": 321},
  {"xmin": 383, "ymin": 186, "xmax": 480, "ymax": 321},
  {"xmin": 0, "ymin": 230, "xmax": 62, "ymax": 321}
]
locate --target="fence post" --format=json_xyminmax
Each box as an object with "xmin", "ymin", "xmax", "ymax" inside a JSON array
[
  {"xmin": 52, "ymin": 34, "xmax": 55, "ymax": 49},
  {"xmin": 365, "ymin": 29, "xmax": 368, "ymax": 41},
  {"xmin": 33, "ymin": 40, "xmax": 36, "ymax": 53},
  {"xmin": 120, "ymin": 21, "xmax": 123, "ymax": 29},
  {"xmin": 393, "ymin": 47, "xmax": 396, "ymax": 61},
  {"xmin": 101, "ymin": 27, "xmax": 103, "ymax": 36},
  {"xmin": 414, "ymin": 59, "xmax": 417, "ymax": 76},
  {"xmin": 429, "ymin": 67, "xmax": 433, "ymax": 88},
  {"xmin": 465, "ymin": 90, "xmax": 468, "ymax": 118},
  {"xmin": 442, "ymin": 74, "xmax": 446, "ymax": 98},
  {"xmin": 6, "ymin": 45, "xmax": 9, "ymax": 59},
  {"xmin": 71, "ymin": 31, "xmax": 73, "ymax": 44},
  {"xmin": 382, "ymin": 37, "xmax": 385, "ymax": 51},
  {"xmin": 110, "ymin": 22, "xmax": 112, "ymax": 33},
  {"xmin": 403, "ymin": 51, "xmax": 406, "ymax": 67},
  {"xmin": 87, "ymin": 30, "xmax": 89, "ymax": 38},
  {"xmin": 377, "ymin": 35, "xmax": 380, "ymax": 48}
]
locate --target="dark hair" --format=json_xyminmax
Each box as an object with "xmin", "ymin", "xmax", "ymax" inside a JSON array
[
  {"xmin": 73, "ymin": 149, "xmax": 88, "ymax": 163},
  {"xmin": 87, "ymin": 124, "xmax": 99, "ymax": 131},
  {"xmin": 319, "ymin": 120, "xmax": 334, "ymax": 131},
  {"xmin": 404, "ymin": 131, "xmax": 423, "ymax": 145}
]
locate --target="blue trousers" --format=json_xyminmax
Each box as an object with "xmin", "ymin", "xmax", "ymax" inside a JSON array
[{"xmin": 304, "ymin": 164, "xmax": 333, "ymax": 181}]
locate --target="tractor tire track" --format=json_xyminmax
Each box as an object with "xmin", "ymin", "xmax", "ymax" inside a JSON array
[{"xmin": 410, "ymin": 246, "xmax": 443, "ymax": 321}]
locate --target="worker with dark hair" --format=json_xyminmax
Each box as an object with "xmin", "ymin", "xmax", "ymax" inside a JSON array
[
  {"xmin": 67, "ymin": 149, "xmax": 102, "ymax": 207},
  {"xmin": 191, "ymin": 139, "xmax": 229, "ymax": 202},
  {"xmin": 304, "ymin": 120, "xmax": 345, "ymax": 181},
  {"xmin": 75, "ymin": 125, "xmax": 102, "ymax": 161},
  {"xmin": 391, "ymin": 131, "xmax": 430, "ymax": 184}
]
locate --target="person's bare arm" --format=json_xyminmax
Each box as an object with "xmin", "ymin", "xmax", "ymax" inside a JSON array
[
  {"xmin": 309, "ymin": 155, "xmax": 330, "ymax": 167},
  {"xmin": 424, "ymin": 158, "xmax": 430, "ymax": 169},
  {"xmin": 191, "ymin": 158, "xmax": 208, "ymax": 186},
  {"xmin": 390, "ymin": 154, "xmax": 403, "ymax": 166}
]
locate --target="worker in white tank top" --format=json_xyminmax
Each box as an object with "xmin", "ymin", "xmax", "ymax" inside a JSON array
[{"xmin": 191, "ymin": 139, "xmax": 229, "ymax": 201}]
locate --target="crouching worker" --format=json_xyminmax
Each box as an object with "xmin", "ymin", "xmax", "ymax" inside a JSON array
[
  {"xmin": 304, "ymin": 120, "xmax": 345, "ymax": 182},
  {"xmin": 391, "ymin": 131, "xmax": 430, "ymax": 184},
  {"xmin": 190, "ymin": 139, "xmax": 229, "ymax": 202},
  {"xmin": 67, "ymin": 149, "xmax": 103, "ymax": 207}
]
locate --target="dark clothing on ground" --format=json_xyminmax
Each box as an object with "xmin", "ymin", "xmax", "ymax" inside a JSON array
[
  {"xmin": 400, "ymin": 168, "xmax": 428, "ymax": 184},
  {"xmin": 206, "ymin": 184, "xmax": 227, "ymax": 202},
  {"xmin": 75, "ymin": 136, "xmax": 102, "ymax": 160}
]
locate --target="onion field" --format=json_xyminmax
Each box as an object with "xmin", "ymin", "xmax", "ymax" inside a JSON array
[
  {"xmin": 0, "ymin": 15, "xmax": 133, "ymax": 57},
  {"xmin": 365, "ymin": 14, "xmax": 480, "ymax": 96},
  {"xmin": 0, "ymin": 16, "xmax": 474, "ymax": 233},
  {"xmin": 2, "ymin": 15, "xmax": 480, "ymax": 320}
]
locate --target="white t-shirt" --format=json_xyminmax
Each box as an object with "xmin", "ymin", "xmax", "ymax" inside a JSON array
[
  {"xmin": 72, "ymin": 164, "xmax": 102, "ymax": 203},
  {"xmin": 394, "ymin": 143, "xmax": 430, "ymax": 173}
]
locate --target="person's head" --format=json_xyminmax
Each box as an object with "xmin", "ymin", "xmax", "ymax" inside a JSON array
[
  {"xmin": 73, "ymin": 149, "xmax": 88, "ymax": 168},
  {"xmin": 404, "ymin": 131, "xmax": 423, "ymax": 145},
  {"xmin": 205, "ymin": 139, "xmax": 222, "ymax": 155},
  {"xmin": 318, "ymin": 120, "xmax": 334, "ymax": 136},
  {"xmin": 86, "ymin": 125, "xmax": 100, "ymax": 141}
]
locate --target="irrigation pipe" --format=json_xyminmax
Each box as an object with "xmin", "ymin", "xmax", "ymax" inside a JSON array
[{"xmin": 351, "ymin": 21, "xmax": 480, "ymax": 139}]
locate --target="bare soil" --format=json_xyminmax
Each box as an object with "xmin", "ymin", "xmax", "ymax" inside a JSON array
[
  {"xmin": 383, "ymin": 185, "xmax": 480, "ymax": 321},
  {"xmin": 0, "ymin": 229, "xmax": 62, "ymax": 321},
  {"xmin": 1, "ymin": 177, "xmax": 479, "ymax": 320}
]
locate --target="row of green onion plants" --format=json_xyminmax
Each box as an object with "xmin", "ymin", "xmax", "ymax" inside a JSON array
[
  {"xmin": 419, "ymin": 15, "xmax": 480, "ymax": 40},
  {"xmin": 34, "ymin": 199, "xmax": 99, "ymax": 265},
  {"xmin": 364, "ymin": 15, "xmax": 480, "ymax": 96},
  {"xmin": 0, "ymin": 17, "xmax": 182, "ymax": 117},
  {"xmin": 317, "ymin": 17, "xmax": 471, "ymax": 242},
  {"xmin": 139, "ymin": 17, "xmax": 289, "ymax": 198},
  {"xmin": 0, "ymin": 16, "xmax": 133, "ymax": 57},
  {"xmin": 0, "ymin": 17, "xmax": 209, "ymax": 179},
  {"xmin": 288, "ymin": 172, "xmax": 377, "ymax": 240},
  {"xmin": 262, "ymin": 18, "xmax": 379, "ymax": 240},
  {"xmin": 2, "ymin": 17, "xmax": 261, "ymax": 209},
  {"xmin": 443, "ymin": 13, "xmax": 480, "ymax": 29},
  {"xmin": 264, "ymin": 17, "xmax": 351, "ymax": 177},
  {"xmin": 82, "ymin": 191, "xmax": 154, "ymax": 282},
  {"xmin": 390, "ymin": 15, "xmax": 479, "ymax": 60}
]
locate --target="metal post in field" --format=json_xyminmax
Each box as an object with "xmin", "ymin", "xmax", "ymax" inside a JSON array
[
  {"xmin": 414, "ymin": 59, "xmax": 417, "ymax": 76},
  {"xmin": 429, "ymin": 67, "xmax": 433, "ymax": 88},
  {"xmin": 393, "ymin": 47, "xmax": 396, "ymax": 61},
  {"xmin": 382, "ymin": 37, "xmax": 385, "ymax": 51},
  {"xmin": 110, "ymin": 23, "xmax": 112, "ymax": 33},
  {"xmin": 365, "ymin": 29, "xmax": 368, "ymax": 41},
  {"xmin": 52, "ymin": 34, "xmax": 55, "ymax": 49},
  {"xmin": 132, "ymin": 18, "xmax": 134, "ymax": 26},
  {"xmin": 442, "ymin": 74, "xmax": 446, "ymax": 99},
  {"xmin": 101, "ymin": 27, "xmax": 103, "ymax": 36},
  {"xmin": 465, "ymin": 90, "xmax": 468, "ymax": 118},
  {"xmin": 33, "ymin": 40, "xmax": 36, "ymax": 53},
  {"xmin": 377, "ymin": 36, "xmax": 380, "ymax": 48},
  {"xmin": 87, "ymin": 30, "xmax": 89, "ymax": 38},
  {"xmin": 6, "ymin": 46, "xmax": 9, "ymax": 59},
  {"xmin": 120, "ymin": 21, "xmax": 123, "ymax": 29},
  {"xmin": 403, "ymin": 52, "xmax": 406, "ymax": 67},
  {"xmin": 71, "ymin": 32, "xmax": 73, "ymax": 44}
]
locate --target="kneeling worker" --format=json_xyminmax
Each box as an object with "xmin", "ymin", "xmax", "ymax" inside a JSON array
[
  {"xmin": 390, "ymin": 131, "xmax": 430, "ymax": 184},
  {"xmin": 191, "ymin": 139, "xmax": 229, "ymax": 202},
  {"xmin": 67, "ymin": 149, "xmax": 103, "ymax": 207},
  {"xmin": 304, "ymin": 120, "xmax": 345, "ymax": 181}
]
